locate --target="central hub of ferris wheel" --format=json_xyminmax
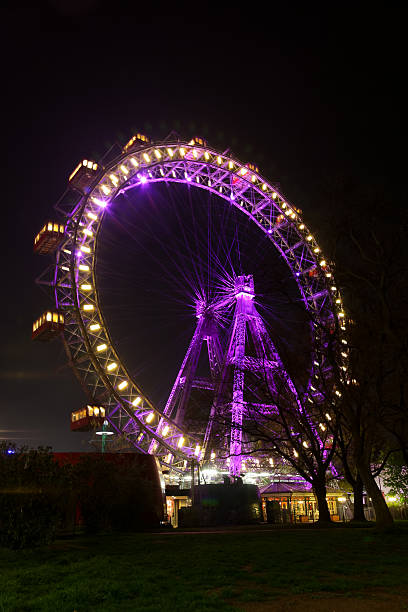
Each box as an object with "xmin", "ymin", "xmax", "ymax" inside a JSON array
[{"xmin": 234, "ymin": 274, "xmax": 255, "ymax": 300}]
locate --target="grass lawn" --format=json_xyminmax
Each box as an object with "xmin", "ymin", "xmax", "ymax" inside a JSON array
[{"xmin": 0, "ymin": 523, "xmax": 408, "ymax": 611}]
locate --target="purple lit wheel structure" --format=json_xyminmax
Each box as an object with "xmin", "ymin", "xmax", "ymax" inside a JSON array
[{"xmin": 49, "ymin": 137, "xmax": 348, "ymax": 473}]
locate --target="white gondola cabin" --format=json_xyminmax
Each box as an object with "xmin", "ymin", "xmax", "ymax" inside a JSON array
[
  {"xmin": 34, "ymin": 222, "xmax": 65, "ymax": 255},
  {"xmin": 71, "ymin": 405, "xmax": 106, "ymax": 431},
  {"xmin": 32, "ymin": 311, "xmax": 64, "ymax": 341}
]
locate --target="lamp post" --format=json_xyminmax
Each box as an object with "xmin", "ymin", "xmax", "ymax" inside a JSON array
[{"xmin": 95, "ymin": 419, "xmax": 114, "ymax": 453}]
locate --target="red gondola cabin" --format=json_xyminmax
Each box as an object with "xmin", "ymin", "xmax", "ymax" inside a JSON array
[
  {"xmin": 69, "ymin": 159, "xmax": 99, "ymax": 192},
  {"xmin": 122, "ymin": 133, "xmax": 150, "ymax": 153},
  {"xmin": 34, "ymin": 222, "xmax": 65, "ymax": 254},
  {"xmin": 246, "ymin": 162, "xmax": 259, "ymax": 173},
  {"xmin": 71, "ymin": 405, "xmax": 106, "ymax": 431},
  {"xmin": 188, "ymin": 136, "xmax": 208, "ymax": 147},
  {"xmin": 32, "ymin": 311, "xmax": 64, "ymax": 341}
]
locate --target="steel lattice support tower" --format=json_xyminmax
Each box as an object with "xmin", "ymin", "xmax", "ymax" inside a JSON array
[
  {"xmin": 202, "ymin": 275, "xmax": 300, "ymax": 477},
  {"xmin": 149, "ymin": 301, "xmax": 224, "ymax": 461}
]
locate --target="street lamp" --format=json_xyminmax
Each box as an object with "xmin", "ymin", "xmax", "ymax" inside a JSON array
[{"xmin": 95, "ymin": 419, "xmax": 114, "ymax": 453}]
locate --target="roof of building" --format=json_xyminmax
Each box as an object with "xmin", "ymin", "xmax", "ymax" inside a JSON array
[
  {"xmin": 260, "ymin": 481, "xmax": 343, "ymax": 496},
  {"xmin": 260, "ymin": 481, "xmax": 312, "ymax": 495}
]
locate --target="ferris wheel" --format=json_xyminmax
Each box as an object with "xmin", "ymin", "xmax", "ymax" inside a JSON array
[{"xmin": 33, "ymin": 133, "xmax": 348, "ymax": 476}]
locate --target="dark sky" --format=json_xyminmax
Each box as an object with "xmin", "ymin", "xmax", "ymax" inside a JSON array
[{"xmin": 1, "ymin": 2, "xmax": 404, "ymax": 450}]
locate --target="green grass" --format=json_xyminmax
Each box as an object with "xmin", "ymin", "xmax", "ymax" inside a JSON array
[{"xmin": 0, "ymin": 523, "xmax": 408, "ymax": 611}]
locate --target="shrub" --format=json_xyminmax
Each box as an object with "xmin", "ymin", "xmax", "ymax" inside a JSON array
[
  {"xmin": 0, "ymin": 492, "xmax": 61, "ymax": 549},
  {"xmin": 0, "ymin": 443, "xmax": 72, "ymax": 548}
]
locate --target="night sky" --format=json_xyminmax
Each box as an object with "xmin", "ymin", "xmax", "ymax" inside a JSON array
[{"xmin": 1, "ymin": 2, "xmax": 403, "ymax": 450}]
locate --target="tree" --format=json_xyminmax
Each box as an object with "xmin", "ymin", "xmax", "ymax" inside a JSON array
[
  {"xmin": 313, "ymin": 179, "xmax": 408, "ymax": 528},
  {"xmin": 382, "ymin": 452, "xmax": 408, "ymax": 505},
  {"xmin": 206, "ymin": 329, "xmax": 342, "ymax": 524}
]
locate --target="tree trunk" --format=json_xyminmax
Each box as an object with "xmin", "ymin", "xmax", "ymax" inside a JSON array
[
  {"xmin": 357, "ymin": 460, "xmax": 394, "ymax": 529},
  {"xmin": 352, "ymin": 473, "xmax": 366, "ymax": 522},
  {"xmin": 313, "ymin": 479, "xmax": 331, "ymax": 524}
]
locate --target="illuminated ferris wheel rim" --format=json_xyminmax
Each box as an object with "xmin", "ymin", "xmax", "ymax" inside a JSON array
[{"xmin": 54, "ymin": 137, "xmax": 348, "ymax": 466}]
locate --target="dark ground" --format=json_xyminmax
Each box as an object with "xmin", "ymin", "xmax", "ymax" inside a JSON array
[{"xmin": 1, "ymin": 523, "xmax": 407, "ymax": 611}]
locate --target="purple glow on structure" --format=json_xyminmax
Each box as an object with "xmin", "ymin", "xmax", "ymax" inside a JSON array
[
  {"xmin": 67, "ymin": 151, "xmax": 337, "ymax": 475},
  {"xmin": 93, "ymin": 197, "xmax": 108, "ymax": 208}
]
